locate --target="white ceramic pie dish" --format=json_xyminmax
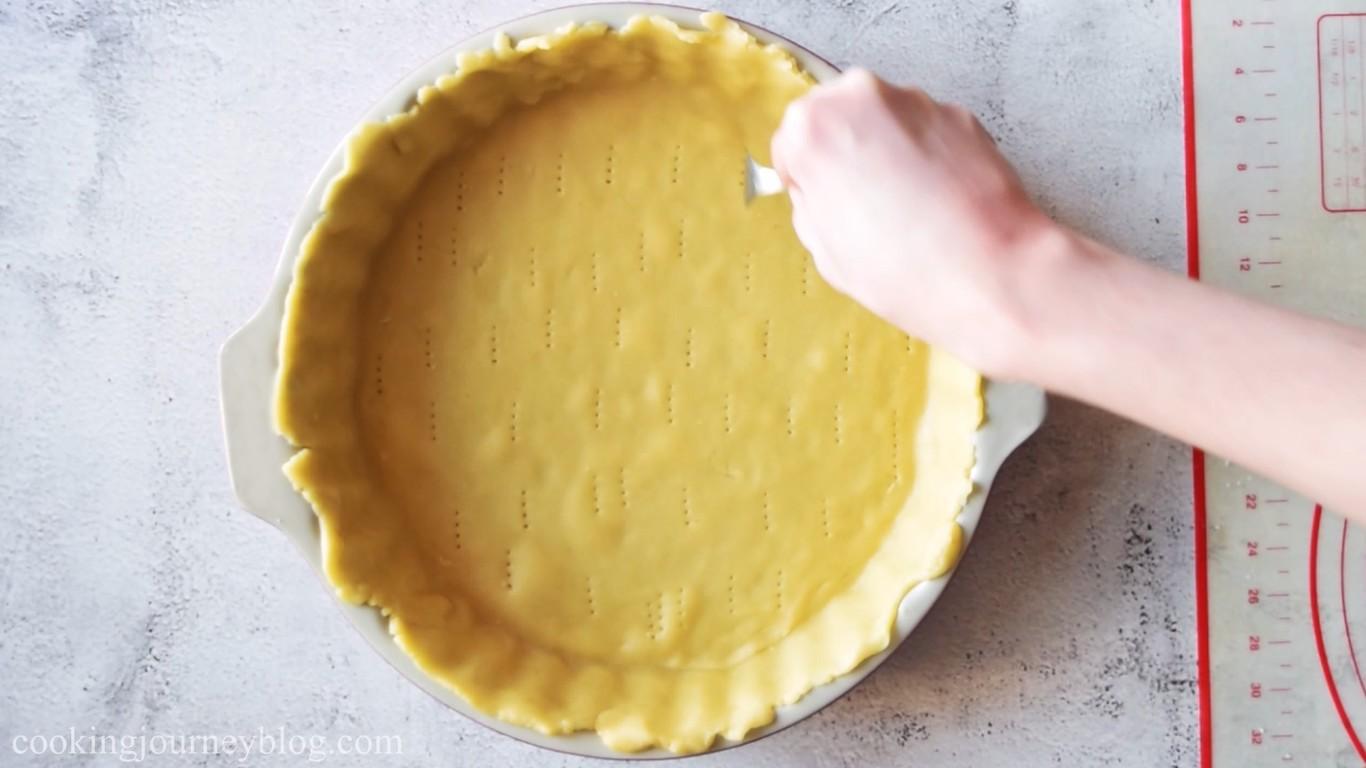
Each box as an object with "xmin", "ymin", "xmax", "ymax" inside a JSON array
[{"xmin": 218, "ymin": 3, "xmax": 1046, "ymax": 758}]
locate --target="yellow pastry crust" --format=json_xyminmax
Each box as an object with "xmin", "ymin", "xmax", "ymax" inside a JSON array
[{"xmin": 275, "ymin": 13, "xmax": 982, "ymax": 754}]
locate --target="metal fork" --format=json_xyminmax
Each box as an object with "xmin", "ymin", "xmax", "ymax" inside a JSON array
[{"xmin": 744, "ymin": 154, "xmax": 785, "ymax": 203}]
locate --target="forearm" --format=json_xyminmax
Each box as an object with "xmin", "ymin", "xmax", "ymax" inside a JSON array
[{"xmin": 1006, "ymin": 230, "xmax": 1366, "ymax": 517}]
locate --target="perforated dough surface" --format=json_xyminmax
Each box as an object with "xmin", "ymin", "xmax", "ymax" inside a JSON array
[{"xmin": 274, "ymin": 13, "xmax": 981, "ymax": 754}]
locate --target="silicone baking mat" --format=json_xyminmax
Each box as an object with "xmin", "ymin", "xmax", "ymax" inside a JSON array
[{"xmin": 1185, "ymin": 1, "xmax": 1366, "ymax": 764}]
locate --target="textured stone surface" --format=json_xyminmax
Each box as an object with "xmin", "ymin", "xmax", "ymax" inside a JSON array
[{"xmin": 0, "ymin": 0, "xmax": 1193, "ymax": 765}]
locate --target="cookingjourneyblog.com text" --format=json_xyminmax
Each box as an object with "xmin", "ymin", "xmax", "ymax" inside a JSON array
[{"xmin": 9, "ymin": 726, "xmax": 402, "ymax": 763}]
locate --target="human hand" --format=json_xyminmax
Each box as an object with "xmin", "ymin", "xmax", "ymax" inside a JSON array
[
  {"xmin": 773, "ymin": 72, "xmax": 1366, "ymax": 519},
  {"xmin": 770, "ymin": 69, "xmax": 1068, "ymax": 378}
]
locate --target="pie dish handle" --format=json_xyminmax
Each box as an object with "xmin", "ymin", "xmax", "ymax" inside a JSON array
[
  {"xmin": 978, "ymin": 378, "xmax": 1048, "ymax": 480},
  {"xmin": 219, "ymin": 307, "xmax": 312, "ymax": 534}
]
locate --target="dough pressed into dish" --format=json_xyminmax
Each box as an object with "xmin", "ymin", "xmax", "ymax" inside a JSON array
[{"xmin": 275, "ymin": 13, "xmax": 982, "ymax": 754}]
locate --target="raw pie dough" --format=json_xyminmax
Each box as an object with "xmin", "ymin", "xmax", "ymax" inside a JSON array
[{"xmin": 276, "ymin": 13, "xmax": 982, "ymax": 754}]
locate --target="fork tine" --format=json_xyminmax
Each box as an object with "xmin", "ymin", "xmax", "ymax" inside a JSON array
[{"xmin": 744, "ymin": 154, "xmax": 785, "ymax": 203}]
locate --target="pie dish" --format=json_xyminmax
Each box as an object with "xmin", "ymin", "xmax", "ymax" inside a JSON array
[{"xmin": 220, "ymin": 4, "xmax": 1046, "ymax": 758}]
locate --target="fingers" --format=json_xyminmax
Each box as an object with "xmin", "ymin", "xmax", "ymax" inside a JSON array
[
  {"xmin": 772, "ymin": 68, "xmax": 888, "ymax": 184},
  {"xmin": 788, "ymin": 186, "xmax": 846, "ymax": 294},
  {"xmin": 771, "ymin": 93, "xmax": 822, "ymax": 187},
  {"xmin": 775, "ymin": 69, "xmax": 907, "ymax": 299},
  {"xmin": 969, "ymin": 112, "xmax": 999, "ymax": 145},
  {"xmin": 941, "ymin": 101, "xmax": 996, "ymax": 145},
  {"xmin": 836, "ymin": 67, "xmax": 883, "ymax": 98},
  {"xmin": 770, "ymin": 102, "xmax": 806, "ymax": 189}
]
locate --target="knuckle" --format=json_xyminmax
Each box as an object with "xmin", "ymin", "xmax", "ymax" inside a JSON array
[
  {"xmin": 900, "ymin": 85, "xmax": 931, "ymax": 101},
  {"xmin": 781, "ymin": 95, "xmax": 830, "ymax": 144},
  {"xmin": 778, "ymin": 103, "xmax": 817, "ymax": 149},
  {"xmin": 842, "ymin": 67, "xmax": 880, "ymax": 91},
  {"xmin": 839, "ymin": 68, "xmax": 890, "ymax": 105},
  {"xmin": 786, "ymin": 96, "xmax": 816, "ymax": 128},
  {"xmin": 901, "ymin": 87, "xmax": 938, "ymax": 116},
  {"xmin": 943, "ymin": 103, "xmax": 971, "ymax": 120},
  {"xmin": 947, "ymin": 103, "xmax": 980, "ymax": 127}
]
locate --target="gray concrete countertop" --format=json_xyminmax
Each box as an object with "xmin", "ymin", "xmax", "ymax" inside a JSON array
[{"xmin": 0, "ymin": 1, "xmax": 1193, "ymax": 765}]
